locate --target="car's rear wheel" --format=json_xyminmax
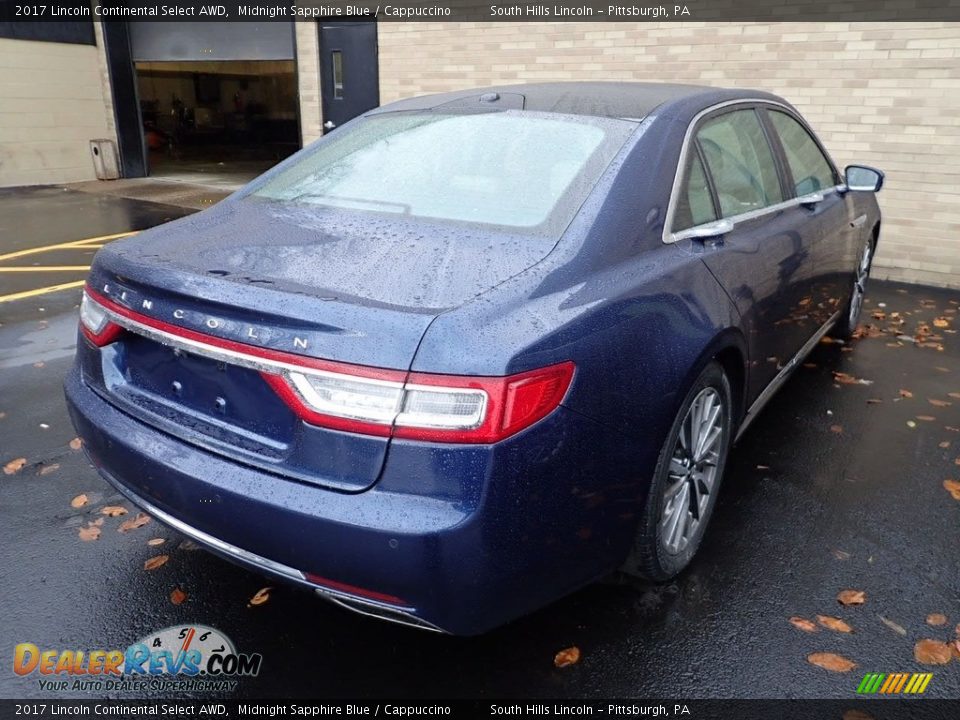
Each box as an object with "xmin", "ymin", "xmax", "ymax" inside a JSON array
[
  {"xmin": 623, "ymin": 361, "xmax": 733, "ymax": 581},
  {"xmin": 832, "ymin": 237, "xmax": 874, "ymax": 340}
]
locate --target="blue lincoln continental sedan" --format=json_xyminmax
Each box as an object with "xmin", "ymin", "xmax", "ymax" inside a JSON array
[{"xmin": 65, "ymin": 83, "xmax": 883, "ymax": 635}]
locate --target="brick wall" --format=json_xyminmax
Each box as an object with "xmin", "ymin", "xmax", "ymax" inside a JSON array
[
  {"xmin": 375, "ymin": 22, "xmax": 960, "ymax": 288},
  {"xmin": 295, "ymin": 20, "xmax": 323, "ymax": 145},
  {"xmin": 0, "ymin": 38, "xmax": 114, "ymax": 187}
]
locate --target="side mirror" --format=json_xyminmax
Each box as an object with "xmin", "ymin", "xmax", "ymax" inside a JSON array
[{"xmin": 844, "ymin": 165, "xmax": 884, "ymax": 192}]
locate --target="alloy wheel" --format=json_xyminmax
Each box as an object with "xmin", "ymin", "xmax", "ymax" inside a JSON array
[
  {"xmin": 848, "ymin": 241, "xmax": 873, "ymax": 329},
  {"xmin": 660, "ymin": 387, "xmax": 725, "ymax": 555}
]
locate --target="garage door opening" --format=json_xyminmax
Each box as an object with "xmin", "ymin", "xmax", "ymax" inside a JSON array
[{"xmin": 136, "ymin": 60, "xmax": 299, "ymax": 187}]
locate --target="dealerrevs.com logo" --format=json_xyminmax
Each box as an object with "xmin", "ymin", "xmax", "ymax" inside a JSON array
[{"xmin": 13, "ymin": 625, "xmax": 262, "ymax": 693}]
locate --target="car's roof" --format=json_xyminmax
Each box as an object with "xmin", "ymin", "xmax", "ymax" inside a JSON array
[{"xmin": 370, "ymin": 82, "xmax": 786, "ymax": 122}]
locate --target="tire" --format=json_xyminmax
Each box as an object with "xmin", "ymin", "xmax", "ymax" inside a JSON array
[
  {"xmin": 831, "ymin": 236, "xmax": 875, "ymax": 340},
  {"xmin": 622, "ymin": 361, "xmax": 733, "ymax": 582}
]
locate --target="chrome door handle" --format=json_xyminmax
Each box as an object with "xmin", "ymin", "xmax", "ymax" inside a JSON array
[
  {"xmin": 323, "ymin": 120, "xmax": 337, "ymax": 130},
  {"xmin": 798, "ymin": 192, "xmax": 824, "ymax": 207}
]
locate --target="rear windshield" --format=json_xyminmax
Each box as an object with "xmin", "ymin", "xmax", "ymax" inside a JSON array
[{"xmin": 250, "ymin": 110, "xmax": 636, "ymax": 236}]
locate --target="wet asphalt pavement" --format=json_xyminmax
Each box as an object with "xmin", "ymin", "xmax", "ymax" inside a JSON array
[{"xmin": 1, "ymin": 187, "xmax": 958, "ymax": 700}]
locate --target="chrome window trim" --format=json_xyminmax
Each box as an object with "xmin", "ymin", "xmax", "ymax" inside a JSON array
[{"xmin": 662, "ymin": 98, "xmax": 842, "ymax": 245}]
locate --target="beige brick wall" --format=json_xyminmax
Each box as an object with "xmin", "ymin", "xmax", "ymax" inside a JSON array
[
  {"xmin": 375, "ymin": 22, "xmax": 960, "ymax": 288},
  {"xmin": 0, "ymin": 38, "xmax": 114, "ymax": 187},
  {"xmin": 295, "ymin": 19, "xmax": 323, "ymax": 145}
]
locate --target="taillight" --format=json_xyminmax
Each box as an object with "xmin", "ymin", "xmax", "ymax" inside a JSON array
[
  {"xmin": 79, "ymin": 291, "xmax": 123, "ymax": 346},
  {"xmin": 266, "ymin": 361, "xmax": 574, "ymax": 443},
  {"xmin": 80, "ymin": 285, "xmax": 574, "ymax": 443}
]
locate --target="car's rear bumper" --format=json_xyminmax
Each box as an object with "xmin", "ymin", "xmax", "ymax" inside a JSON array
[{"xmin": 65, "ymin": 363, "xmax": 644, "ymax": 635}]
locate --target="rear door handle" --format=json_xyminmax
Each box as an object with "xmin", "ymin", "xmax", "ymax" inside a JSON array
[{"xmin": 798, "ymin": 192, "xmax": 824, "ymax": 208}]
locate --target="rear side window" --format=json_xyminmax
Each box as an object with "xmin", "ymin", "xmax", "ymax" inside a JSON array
[
  {"xmin": 697, "ymin": 109, "xmax": 783, "ymax": 219},
  {"xmin": 673, "ymin": 151, "xmax": 717, "ymax": 231},
  {"xmin": 768, "ymin": 110, "xmax": 838, "ymax": 196}
]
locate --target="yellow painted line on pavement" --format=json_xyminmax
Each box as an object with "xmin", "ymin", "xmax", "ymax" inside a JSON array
[
  {"xmin": 0, "ymin": 280, "xmax": 85, "ymax": 304},
  {"xmin": 0, "ymin": 265, "xmax": 91, "ymax": 272},
  {"xmin": 0, "ymin": 230, "xmax": 137, "ymax": 263}
]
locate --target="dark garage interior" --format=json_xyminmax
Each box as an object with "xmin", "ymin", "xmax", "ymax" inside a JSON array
[
  {"xmin": 129, "ymin": 22, "xmax": 301, "ymax": 186},
  {"xmin": 136, "ymin": 59, "xmax": 300, "ymax": 182}
]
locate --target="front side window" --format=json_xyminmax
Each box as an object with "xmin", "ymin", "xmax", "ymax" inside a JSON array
[
  {"xmin": 697, "ymin": 109, "xmax": 783, "ymax": 219},
  {"xmin": 673, "ymin": 150, "xmax": 717, "ymax": 231},
  {"xmin": 252, "ymin": 110, "xmax": 634, "ymax": 236},
  {"xmin": 768, "ymin": 110, "xmax": 838, "ymax": 196}
]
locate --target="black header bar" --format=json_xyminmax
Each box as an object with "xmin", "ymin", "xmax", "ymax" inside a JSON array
[
  {"xmin": 0, "ymin": 699, "xmax": 959, "ymax": 720},
  {"xmin": 2, "ymin": 0, "xmax": 960, "ymax": 23}
]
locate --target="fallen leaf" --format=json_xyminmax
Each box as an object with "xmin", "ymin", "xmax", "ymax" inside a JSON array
[
  {"xmin": 789, "ymin": 616, "xmax": 819, "ymax": 632},
  {"xmin": 907, "ymin": 421, "xmax": 917, "ymax": 428},
  {"xmin": 914, "ymin": 639, "xmax": 953, "ymax": 665},
  {"xmin": 807, "ymin": 652, "xmax": 857, "ymax": 672},
  {"xmin": 818, "ymin": 615, "xmax": 854, "ymax": 633},
  {"xmin": 830, "ymin": 425, "xmax": 844, "ymax": 434},
  {"xmin": 927, "ymin": 613, "xmax": 948, "ymax": 626},
  {"xmin": 37, "ymin": 463, "xmax": 59, "ymax": 475},
  {"xmin": 930, "ymin": 399, "xmax": 953, "ymax": 407},
  {"xmin": 178, "ymin": 539, "xmax": 199, "ymax": 551},
  {"xmin": 170, "ymin": 587, "xmax": 187, "ymax": 605},
  {"xmin": 945, "ymin": 480, "xmax": 960, "ymax": 501},
  {"xmin": 69, "ymin": 437, "xmax": 83, "ymax": 450},
  {"xmin": 554, "ymin": 646, "xmax": 581, "ymax": 668},
  {"xmin": 940, "ymin": 441, "xmax": 952, "ymax": 449},
  {"xmin": 833, "ymin": 372, "xmax": 873, "ymax": 386},
  {"xmin": 934, "ymin": 317, "xmax": 950, "ymax": 328},
  {"xmin": 144, "ymin": 555, "xmax": 169, "ymax": 571},
  {"xmin": 900, "ymin": 389, "xmax": 914, "ymax": 398},
  {"xmin": 70, "ymin": 494, "xmax": 89, "ymax": 508},
  {"xmin": 949, "ymin": 393, "xmax": 960, "ymax": 400},
  {"xmin": 916, "ymin": 415, "xmax": 937, "ymax": 422},
  {"xmin": 78, "ymin": 524, "xmax": 101, "ymax": 542},
  {"xmin": 99, "ymin": 506, "xmax": 128, "ymax": 517},
  {"xmin": 838, "ymin": 589, "xmax": 866, "ymax": 606},
  {"xmin": 118, "ymin": 512, "xmax": 151, "ymax": 533},
  {"xmin": 33, "ymin": 361, "xmax": 44, "ymax": 368},
  {"xmin": 879, "ymin": 615, "xmax": 907, "ymax": 636},
  {"xmin": 833, "ymin": 549, "xmax": 851, "ymax": 561},
  {"xmin": 866, "ymin": 398, "xmax": 883, "ymax": 405},
  {"xmin": 3, "ymin": 457, "xmax": 27, "ymax": 475},
  {"xmin": 147, "ymin": 538, "xmax": 166, "ymax": 547},
  {"xmin": 249, "ymin": 587, "xmax": 272, "ymax": 606}
]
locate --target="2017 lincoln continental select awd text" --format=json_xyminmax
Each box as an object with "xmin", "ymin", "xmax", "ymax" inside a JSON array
[{"xmin": 65, "ymin": 83, "xmax": 883, "ymax": 635}]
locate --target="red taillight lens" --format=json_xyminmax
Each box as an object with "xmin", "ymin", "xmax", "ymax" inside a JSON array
[
  {"xmin": 79, "ymin": 291, "xmax": 123, "ymax": 346},
  {"xmin": 270, "ymin": 361, "xmax": 574, "ymax": 444},
  {"xmin": 81, "ymin": 286, "xmax": 574, "ymax": 444},
  {"xmin": 389, "ymin": 362, "xmax": 575, "ymax": 443}
]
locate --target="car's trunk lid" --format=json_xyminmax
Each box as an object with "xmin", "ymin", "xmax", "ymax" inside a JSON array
[{"xmin": 82, "ymin": 199, "xmax": 556, "ymax": 491}]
